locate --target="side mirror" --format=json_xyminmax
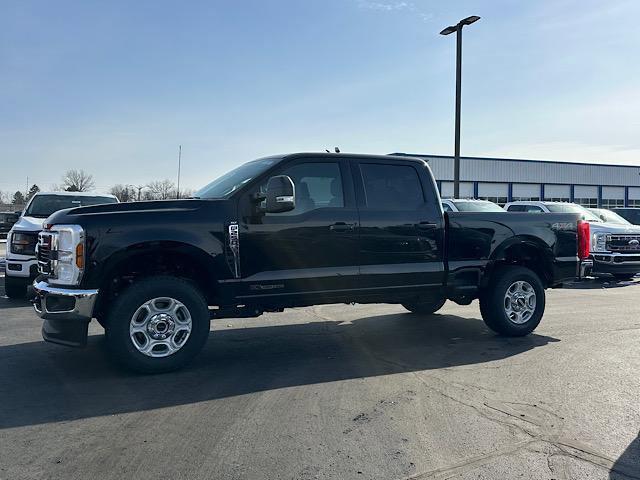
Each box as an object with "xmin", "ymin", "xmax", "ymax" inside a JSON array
[{"xmin": 265, "ymin": 175, "xmax": 295, "ymax": 213}]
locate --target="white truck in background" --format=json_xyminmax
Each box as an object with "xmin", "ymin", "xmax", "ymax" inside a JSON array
[{"xmin": 4, "ymin": 192, "xmax": 118, "ymax": 298}]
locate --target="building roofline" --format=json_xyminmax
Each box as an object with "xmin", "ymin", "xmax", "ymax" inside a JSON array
[{"xmin": 391, "ymin": 153, "xmax": 640, "ymax": 170}]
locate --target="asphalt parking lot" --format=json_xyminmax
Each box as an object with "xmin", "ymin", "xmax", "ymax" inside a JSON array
[{"xmin": 0, "ymin": 275, "xmax": 638, "ymax": 480}]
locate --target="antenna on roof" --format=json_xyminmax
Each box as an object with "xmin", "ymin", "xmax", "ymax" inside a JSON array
[{"xmin": 325, "ymin": 149, "xmax": 330, "ymax": 153}]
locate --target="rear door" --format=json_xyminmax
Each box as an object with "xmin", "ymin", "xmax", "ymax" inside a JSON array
[{"xmin": 353, "ymin": 158, "xmax": 445, "ymax": 293}]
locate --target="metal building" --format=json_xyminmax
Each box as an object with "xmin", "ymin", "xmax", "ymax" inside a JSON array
[{"xmin": 395, "ymin": 153, "xmax": 640, "ymax": 208}]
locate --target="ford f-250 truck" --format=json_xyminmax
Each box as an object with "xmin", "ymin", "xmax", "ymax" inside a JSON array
[{"xmin": 32, "ymin": 153, "xmax": 591, "ymax": 373}]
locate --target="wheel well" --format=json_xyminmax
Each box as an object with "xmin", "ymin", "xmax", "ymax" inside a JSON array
[
  {"xmin": 95, "ymin": 250, "xmax": 214, "ymax": 319},
  {"xmin": 493, "ymin": 243, "xmax": 552, "ymax": 287}
]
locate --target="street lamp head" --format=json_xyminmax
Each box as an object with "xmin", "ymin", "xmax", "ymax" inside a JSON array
[
  {"xmin": 460, "ymin": 15, "xmax": 481, "ymax": 26},
  {"xmin": 439, "ymin": 25, "xmax": 457, "ymax": 35}
]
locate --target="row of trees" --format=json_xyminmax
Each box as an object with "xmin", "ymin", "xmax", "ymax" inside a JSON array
[
  {"xmin": 109, "ymin": 181, "xmax": 194, "ymax": 202},
  {"xmin": 0, "ymin": 185, "xmax": 41, "ymax": 205},
  {"xmin": 0, "ymin": 169, "xmax": 194, "ymax": 206}
]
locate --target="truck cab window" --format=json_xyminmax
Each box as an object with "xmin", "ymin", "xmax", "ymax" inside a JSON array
[
  {"xmin": 266, "ymin": 162, "xmax": 344, "ymax": 215},
  {"xmin": 360, "ymin": 164, "xmax": 424, "ymax": 210}
]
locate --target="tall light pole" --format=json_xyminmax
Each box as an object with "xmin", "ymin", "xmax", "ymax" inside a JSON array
[{"xmin": 440, "ymin": 15, "xmax": 480, "ymax": 199}]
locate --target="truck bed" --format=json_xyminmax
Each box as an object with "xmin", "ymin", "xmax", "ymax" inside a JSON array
[{"xmin": 445, "ymin": 211, "xmax": 583, "ymax": 295}]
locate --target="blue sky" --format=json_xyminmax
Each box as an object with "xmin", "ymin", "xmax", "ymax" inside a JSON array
[{"xmin": 2, "ymin": 0, "xmax": 639, "ymax": 194}]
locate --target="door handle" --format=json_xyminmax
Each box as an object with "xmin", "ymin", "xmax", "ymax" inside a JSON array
[
  {"xmin": 416, "ymin": 221, "xmax": 438, "ymax": 230},
  {"xmin": 329, "ymin": 222, "xmax": 356, "ymax": 232}
]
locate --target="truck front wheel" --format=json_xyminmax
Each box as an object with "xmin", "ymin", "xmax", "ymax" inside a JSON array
[
  {"xmin": 402, "ymin": 296, "xmax": 446, "ymax": 315},
  {"xmin": 105, "ymin": 276, "xmax": 210, "ymax": 373},
  {"xmin": 479, "ymin": 266, "xmax": 545, "ymax": 336}
]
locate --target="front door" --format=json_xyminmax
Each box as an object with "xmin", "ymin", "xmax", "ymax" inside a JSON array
[
  {"xmin": 353, "ymin": 159, "xmax": 445, "ymax": 293},
  {"xmin": 236, "ymin": 157, "xmax": 359, "ymax": 304}
]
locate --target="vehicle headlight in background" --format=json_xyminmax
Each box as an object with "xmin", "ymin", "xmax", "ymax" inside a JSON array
[
  {"xmin": 10, "ymin": 232, "xmax": 38, "ymax": 255},
  {"xmin": 591, "ymin": 232, "xmax": 609, "ymax": 253},
  {"xmin": 50, "ymin": 225, "xmax": 85, "ymax": 286}
]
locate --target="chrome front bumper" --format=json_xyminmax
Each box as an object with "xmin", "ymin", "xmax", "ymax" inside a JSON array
[
  {"xmin": 33, "ymin": 280, "xmax": 99, "ymax": 347},
  {"xmin": 592, "ymin": 252, "xmax": 640, "ymax": 265},
  {"xmin": 33, "ymin": 280, "xmax": 99, "ymax": 321},
  {"xmin": 590, "ymin": 253, "xmax": 640, "ymax": 275}
]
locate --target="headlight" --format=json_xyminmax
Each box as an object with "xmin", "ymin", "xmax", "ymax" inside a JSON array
[
  {"xmin": 10, "ymin": 232, "xmax": 38, "ymax": 255},
  {"xmin": 591, "ymin": 232, "xmax": 609, "ymax": 252},
  {"xmin": 49, "ymin": 225, "xmax": 85, "ymax": 286}
]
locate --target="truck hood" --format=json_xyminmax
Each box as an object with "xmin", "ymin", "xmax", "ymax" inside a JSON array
[
  {"xmin": 9, "ymin": 215, "xmax": 43, "ymax": 233},
  {"xmin": 44, "ymin": 199, "xmax": 229, "ymax": 228},
  {"xmin": 45, "ymin": 198, "xmax": 224, "ymax": 225},
  {"xmin": 589, "ymin": 221, "xmax": 640, "ymax": 234}
]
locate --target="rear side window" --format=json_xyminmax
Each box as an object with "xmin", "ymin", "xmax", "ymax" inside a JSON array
[
  {"xmin": 360, "ymin": 164, "xmax": 424, "ymax": 210},
  {"xmin": 507, "ymin": 205, "xmax": 525, "ymax": 212},
  {"xmin": 525, "ymin": 205, "xmax": 544, "ymax": 213}
]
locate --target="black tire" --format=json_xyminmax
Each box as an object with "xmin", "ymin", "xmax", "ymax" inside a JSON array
[
  {"xmin": 613, "ymin": 273, "xmax": 636, "ymax": 281},
  {"xmin": 479, "ymin": 266, "xmax": 545, "ymax": 337},
  {"xmin": 402, "ymin": 296, "xmax": 446, "ymax": 315},
  {"xmin": 105, "ymin": 276, "xmax": 210, "ymax": 374},
  {"xmin": 4, "ymin": 276, "xmax": 28, "ymax": 299}
]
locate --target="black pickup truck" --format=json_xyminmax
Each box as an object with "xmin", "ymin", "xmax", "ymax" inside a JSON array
[{"xmin": 32, "ymin": 153, "xmax": 591, "ymax": 373}]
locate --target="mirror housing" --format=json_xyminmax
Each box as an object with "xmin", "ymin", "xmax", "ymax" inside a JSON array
[{"xmin": 265, "ymin": 175, "xmax": 295, "ymax": 213}]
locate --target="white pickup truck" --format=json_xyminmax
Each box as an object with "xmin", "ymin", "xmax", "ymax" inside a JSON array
[
  {"xmin": 504, "ymin": 201, "xmax": 640, "ymax": 280},
  {"xmin": 5, "ymin": 191, "xmax": 118, "ymax": 298}
]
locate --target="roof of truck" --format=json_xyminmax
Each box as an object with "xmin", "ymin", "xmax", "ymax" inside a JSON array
[
  {"xmin": 33, "ymin": 191, "xmax": 117, "ymax": 198},
  {"xmin": 278, "ymin": 152, "xmax": 426, "ymax": 162}
]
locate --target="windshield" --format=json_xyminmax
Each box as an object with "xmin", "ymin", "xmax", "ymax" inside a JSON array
[
  {"xmin": 589, "ymin": 208, "xmax": 631, "ymax": 225},
  {"xmin": 25, "ymin": 195, "xmax": 117, "ymax": 218},
  {"xmin": 194, "ymin": 157, "xmax": 280, "ymax": 199},
  {"xmin": 545, "ymin": 203, "xmax": 601, "ymax": 222},
  {"xmin": 453, "ymin": 201, "xmax": 505, "ymax": 212}
]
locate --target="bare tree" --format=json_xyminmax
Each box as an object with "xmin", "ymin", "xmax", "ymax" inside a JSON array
[
  {"xmin": 110, "ymin": 184, "xmax": 137, "ymax": 202},
  {"xmin": 146, "ymin": 179, "xmax": 176, "ymax": 200},
  {"xmin": 0, "ymin": 190, "xmax": 9, "ymax": 204},
  {"xmin": 178, "ymin": 188, "xmax": 195, "ymax": 199},
  {"xmin": 62, "ymin": 169, "xmax": 95, "ymax": 192}
]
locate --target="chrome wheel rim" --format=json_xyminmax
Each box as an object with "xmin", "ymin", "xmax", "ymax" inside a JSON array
[
  {"xmin": 129, "ymin": 297, "xmax": 192, "ymax": 357},
  {"xmin": 503, "ymin": 281, "xmax": 536, "ymax": 325}
]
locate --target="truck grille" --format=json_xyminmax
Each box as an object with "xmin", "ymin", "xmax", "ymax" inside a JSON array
[
  {"xmin": 607, "ymin": 234, "xmax": 640, "ymax": 252},
  {"xmin": 37, "ymin": 232, "xmax": 54, "ymax": 275}
]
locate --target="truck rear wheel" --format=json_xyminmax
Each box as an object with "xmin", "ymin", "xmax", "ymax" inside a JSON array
[
  {"xmin": 105, "ymin": 276, "xmax": 210, "ymax": 373},
  {"xmin": 4, "ymin": 276, "xmax": 28, "ymax": 299},
  {"xmin": 402, "ymin": 296, "xmax": 446, "ymax": 315},
  {"xmin": 479, "ymin": 266, "xmax": 545, "ymax": 336}
]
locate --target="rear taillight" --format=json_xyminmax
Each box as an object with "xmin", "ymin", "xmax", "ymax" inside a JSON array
[{"xmin": 577, "ymin": 220, "xmax": 590, "ymax": 260}]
